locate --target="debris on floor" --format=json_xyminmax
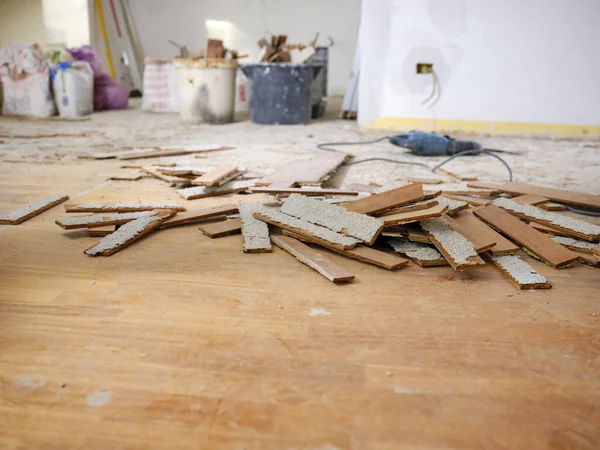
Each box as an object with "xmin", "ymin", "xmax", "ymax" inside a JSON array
[{"xmin": 10, "ymin": 150, "xmax": 596, "ymax": 289}]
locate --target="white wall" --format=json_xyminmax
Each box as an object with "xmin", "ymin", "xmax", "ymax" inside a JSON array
[
  {"xmin": 126, "ymin": 0, "xmax": 361, "ymax": 95},
  {"xmin": 359, "ymin": 0, "xmax": 600, "ymax": 128},
  {"xmin": 0, "ymin": 0, "xmax": 46, "ymax": 48}
]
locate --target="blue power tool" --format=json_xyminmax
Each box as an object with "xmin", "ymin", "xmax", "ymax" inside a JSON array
[{"xmin": 389, "ymin": 130, "xmax": 483, "ymax": 156}]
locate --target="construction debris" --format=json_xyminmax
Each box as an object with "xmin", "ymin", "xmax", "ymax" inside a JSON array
[
  {"xmin": 65, "ymin": 202, "xmax": 186, "ymax": 213},
  {"xmin": 420, "ymin": 217, "xmax": 485, "ymax": 270},
  {"xmin": 85, "ymin": 210, "xmax": 175, "ymax": 256},
  {"xmin": 45, "ymin": 144, "xmax": 600, "ymax": 291},
  {"xmin": 239, "ymin": 203, "xmax": 272, "ymax": 253},
  {"xmin": 280, "ymin": 194, "xmax": 384, "ymax": 244},
  {"xmin": 488, "ymin": 255, "xmax": 551, "ymax": 290},
  {"xmin": 198, "ymin": 218, "xmax": 242, "ymax": 238},
  {"xmin": 271, "ymin": 233, "xmax": 354, "ymax": 283},
  {"xmin": 0, "ymin": 195, "xmax": 70, "ymax": 225}
]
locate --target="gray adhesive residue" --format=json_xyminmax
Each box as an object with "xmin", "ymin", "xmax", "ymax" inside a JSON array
[
  {"xmin": 177, "ymin": 180, "xmax": 255, "ymax": 199},
  {"xmin": 239, "ymin": 203, "xmax": 272, "ymax": 252},
  {"xmin": 57, "ymin": 211, "xmax": 154, "ymax": 227},
  {"xmin": 420, "ymin": 217, "xmax": 478, "ymax": 264},
  {"xmin": 255, "ymin": 206, "xmax": 360, "ymax": 247},
  {"xmin": 492, "ymin": 198, "xmax": 600, "ymax": 236},
  {"xmin": 436, "ymin": 196, "xmax": 468, "ymax": 212},
  {"xmin": 0, "ymin": 195, "xmax": 66, "ymax": 221},
  {"xmin": 85, "ymin": 214, "xmax": 163, "ymax": 255},
  {"xmin": 281, "ymin": 194, "xmax": 383, "ymax": 243},
  {"xmin": 491, "ymin": 255, "xmax": 547, "ymax": 285},
  {"xmin": 386, "ymin": 238, "xmax": 443, "ymax": 261},
  {"xmin": 322, "ymin": 194, "xmax": 370, "ymax": 204},
  {"xmin": 86, "ymin": 388, "xmax": 112, "ymax": 407},
  {"xmin": 551, "ymin": 235, "xmax": 596, "ymax": 250}
]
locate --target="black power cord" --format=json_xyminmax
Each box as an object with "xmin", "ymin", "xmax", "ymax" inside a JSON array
[{"xmin": 316, "ymin": 136, "xmax": 514, "ymax": 181}]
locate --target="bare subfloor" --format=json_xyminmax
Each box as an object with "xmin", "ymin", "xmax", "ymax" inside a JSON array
[{"xmin": 0, "ymin": 103, "xmax": 599, "ymax": 449}]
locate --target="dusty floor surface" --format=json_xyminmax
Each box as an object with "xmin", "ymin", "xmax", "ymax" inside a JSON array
[{"xmin": 1, "ymin": 98, "xmax": 599, "ymax": 194}]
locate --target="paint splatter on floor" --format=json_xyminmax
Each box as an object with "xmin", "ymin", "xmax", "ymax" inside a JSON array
[
  {"xmin": 87, "ymin": 388, "xmax": 112, "ymax": 407},
  {"xmin": 308, "ymin": 307, "xmax": 331, "ymax": 316},
  {"xmin": 14, "ymin": 376, "xmax": 47, "ymax": 388}
]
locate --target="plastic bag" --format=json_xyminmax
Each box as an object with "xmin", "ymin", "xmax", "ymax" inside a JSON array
[
  {"xmin": 52, "ymin": 61, "xmax": 94, "ymax": 118},
  {"xmin": 0, "ymin": 44, "xmax": 56, "ymax": 117},
  {"xmin": 142, "ymin": 58, "xmax": 179, "ymax": 113},
  {"xmin": 68, "ymin": 45, "xmax": 128, "ymax": 111}
]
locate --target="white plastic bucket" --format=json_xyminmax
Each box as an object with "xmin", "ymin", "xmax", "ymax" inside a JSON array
[{"xmin": 174, "ymin": 59, "xmax": 237, "ymax": 124}]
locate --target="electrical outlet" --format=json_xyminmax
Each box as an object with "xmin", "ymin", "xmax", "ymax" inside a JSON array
[{"xmin": 416, "ymin": 63, "xmax": 434, "ymax": 74}]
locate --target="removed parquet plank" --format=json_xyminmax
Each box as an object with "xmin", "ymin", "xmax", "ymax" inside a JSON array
[
  {"xmin": 528, "ymin": 222, "xmax": 572, "ymax": 238},
  {"xmin": 256, "ymin": 152, "xmax": 348, "ymax": 187},
  {"xmin": 239, "ymin": 203, "xmax": 272, "ymax": 253},
  {"xmin": 422, "ymin": 189, "xmax": 443, "ymax": 200},
  {"xmin": 381, "ymin": 224, "xmax": 431, "ymax": 243},
  {"xmin": 381, "ymin": 204, "xmax": 448, "ymax": 227},
  {"xmin": 271, "ymin": 234, "xmax": 355, "ymax": 283},
  {"xmin": 435, "ymin": 196, "xmax": 469, "ymax": 215},
  {"xmin": 192, "ymin": 166, "xmax": 240, "ymax": 186},
  {"xmin": 575, "ymin": 252, "xmax": 600, "ymax": 267},
  {"xmin": 65, "ymin": 202, "xmax": 185, "ymax": 213},
  {"xmin": 84, "ymin": 210, "xmax": 175, "ymax": 256},
  {"xmin": 446, "ymin": 210, "xmax": 518, "ymax": 255},
  {"xmin": 142, "ymin": 166, "xmax": 192, "ymax": 186},
  {"xmin": 443, "ymin": 214, "xmax": 496, "ymax": 253},
  {"xmin": 442, "ymin": 194, "xmax": 491, "ymax": 207},
  {"xmin": 539, "ymin": 202, "xmax": 567, "ymax": 211},
  {"xmin": 344, "ymin": 183, "xmax": 424, "ymax": 215},
  {"xmin": 253, "ymin": 208, "xmax": 360, "ymax": 251},
  {"xmin": 468, "ymin": 181, "xmax": 600, "ymax": 210},
  {"xmin": 109, "ymin": 172, "xmax": 144, "ymax": 181},
  {"xmin": 176, "ymin": 180, "xmax": 255, "ymax": 200},
  {"xmin": 592, "ymin": 245, "xmax": 600, "ymax": 259},
  {"xmin": 281, "ymin": 230, "xmax": 409, "ymax": 271},
  {"xmin": 375, "ymin": 199, "xmax": 438, "ymax": 217},
  {"xmin": 492, "ymin": 198, "xmax": 600, "ymax": 241},
  {"xmin": 420, "ymin": 217, "xmax": 486, "ymax": 270},
  {"xmin": 56, "ymin": 211, "xmax": 156, "ymax": 229},
  {"xmin": 157, "ymin": 166, "xmax": 212, "ymax": 176},
  {"xmin": 250, "ymin": 187, "xmax": 360, "ymax": 196},
  {"xmin": 88, "ymin": 225, "xmax": 117, "ymax": 237},
  {"xmin": 280, "ymin": 194, "xmax": 384, "ymax": 245},
  {"xmin": 511, "ymin": 194, "xmax": 549, "ymax": 205},
  {"xmin": 118, "ymin": 146, "xmax": 232, "ymax": 160},
  {"xmin": 473, "ymin": 205, "xmax": 578, "ymax": 268},
  {"xmin": 0, "ymin": 194, "xmax": 69, "ymax": 225},
  {"xmin": 487, "ymin": 255, "xmax": 551, "ymax": 290},
  {"xmin": 157, "ymin": 204, "xmax": 238, "ymax": 229},
  {"xmin": 198, "ymin": 218, "xmax": 242, "ymax": 238},
  {"xmin": 386, "ymin": 238, "xmax": 449, "ymax": 267},
  {"xmin": 550, "ymin": 236, "xmax": 597, "ymax": 254}
]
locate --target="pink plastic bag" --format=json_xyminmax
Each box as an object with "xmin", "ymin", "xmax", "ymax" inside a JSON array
[{"xmin": 68, "ymin": 45, "xmax": 128, "ymax": 111}]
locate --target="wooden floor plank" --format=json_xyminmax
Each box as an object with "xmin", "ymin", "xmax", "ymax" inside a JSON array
[
  {"xmin": 0, "ymin": 194, "xmax": 69, "ymax": 225},
  {"xmin": 198, "ymin": 218, "xmax": 242, "ymax": 238},
  {"xmin": 447, "ymin": 210, "xmax": 519, "ymax": 256},
  {"xmin": 271, "ymin": 233, "xmax": 355, "ymax": 283},
  {"xmin": 344, "ymin": 183, "xmax": 424, "ymax": 215},
  {"xmin": 282, "ymin": 230, "xmax": 409, "ymax": 270},
  {"xmin": 473, "ymin": 205, "xmax": 578, "ymax": 268},
  {"xmin": 468, "ymin": 181, "xmax": 600, "ymax": 209}
]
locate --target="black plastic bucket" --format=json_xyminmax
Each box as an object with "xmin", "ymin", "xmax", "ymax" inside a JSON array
[{"xmin": 240, "ymin": 63, "xmax": 318, "ymax": 125}]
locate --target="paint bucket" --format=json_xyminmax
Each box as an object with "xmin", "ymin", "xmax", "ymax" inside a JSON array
[
  {"xmin": 174, "ymin": 58, "xmax": 237, "ymax": 124},
  {"xmin": 240, "ymin": 63, "xmax": 321, "ymax": 125}
]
